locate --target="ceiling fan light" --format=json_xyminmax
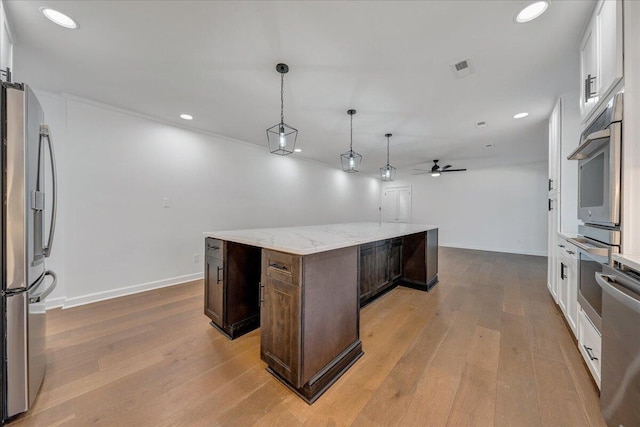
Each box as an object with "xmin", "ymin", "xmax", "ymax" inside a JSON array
[{"xmin": 431, "ymin": 172, "xmax": 441, "ymax": 177}]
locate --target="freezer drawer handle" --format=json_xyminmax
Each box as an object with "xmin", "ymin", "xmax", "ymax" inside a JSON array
[
  {"xmin": 29, "ymin": 270, "xmax": 57, "ymax": 303},
  {"xmin": 583, "ymin": 345, "xmax": 598, "ymax": 361},
  {"xmin": 595, "ymin": 273, "xmax": 640, "ymax": 313}
]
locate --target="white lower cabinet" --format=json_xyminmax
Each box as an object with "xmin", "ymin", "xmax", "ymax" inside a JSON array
[
  {"xmin": 578, "ymin": 307, "xmax": 602, "ymax": 389},
  {"xmin": 557, "ymin": 239, "xmax": 578, "ymax": 337}
]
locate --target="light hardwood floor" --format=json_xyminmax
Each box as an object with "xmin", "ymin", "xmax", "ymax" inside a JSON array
[{"xmin": 9, "ymin": 247, "xmax": 606, "ymax": 426}]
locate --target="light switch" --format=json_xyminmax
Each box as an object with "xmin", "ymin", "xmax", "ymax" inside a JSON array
[{"xmin": 163, "ymin": 198, "xmax": 170, "ymax": 208}]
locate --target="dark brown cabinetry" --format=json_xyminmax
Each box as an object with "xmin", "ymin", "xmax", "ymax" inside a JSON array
[
  {"xmin": 260, "ymin": 250, "xmax": 303, "ymax": 387},
  {"xmin": 359, "ymin": 238, "xmax": 402, "ymax": 306},
  {"xmin": 260, "ymin": 247, "xmax": 362, "ymax": 403},
  {"xmin": 204, "ymin": 238, "xmax": 261, "ymax": 339}
]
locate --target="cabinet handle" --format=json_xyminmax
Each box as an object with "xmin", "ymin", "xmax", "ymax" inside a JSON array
[
  {"xmin": 584, "ymin": 74, "xmax": 596, "ymax": 102},
  {"xmin": 268, "ymin": 262, "xmax": 288, "ymax": 271},
  {"xmin": 583, "ymin": 345, "xmax": 598, "ymax": 361},
  {"xmin": 216, "ymin": 266, "xmax": 223, "ymax": 284},
  {"xmin": 548, "ymin": 199, "xmax": 553, "ymax": 211},
  {"xmin": 560, "ymin": 262, "xmax": 566, "ymax": 280},
  {"xmin": 558, "ymin": 244, "xmax": 565, "ymax": 248},
  {"xmin": 208, "ymin": 245, "xmax": 220, "ymax": 251},
  {"xmin": 259, "ymin": 282, "xmax": 264, "ymax": 306},
  {"xmin": 567, "ymin": 250, "xmax": 575, "ymax": 255},
  {"xmin": 548, "ymin": 179, "xmax": 553, "ymax": 191}
]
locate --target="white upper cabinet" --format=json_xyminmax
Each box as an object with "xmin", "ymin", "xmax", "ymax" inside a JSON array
[
  {"xmin": 548, "ymin": 101, "xmax": 561, "ymax": 194},
  {"xmin": 580, "ymin": 0, "xmax": 624, "ymax": 123}
]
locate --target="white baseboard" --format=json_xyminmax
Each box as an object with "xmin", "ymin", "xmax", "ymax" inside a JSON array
[
  {"xmin": 440, "ymin": 243, "xmax": 547, "ymax": 257},
  {"xmin": 45, "ymin": 297, "xmax": 66, "ymax": 310},
  {"xmin": 54, "ymin": 272, "xmax": 204, "ymax": 310}
]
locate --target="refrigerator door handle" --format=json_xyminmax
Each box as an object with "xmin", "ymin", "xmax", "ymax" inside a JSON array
[
  {"xmin": 2, "ymin": 272, "xmax": 46, "ymax": 297},
  {"xmin": 40, "ymin": 125, "xmax": 57, "ymax": 258},
  {"xmin": 28, "ymin": 270, "xmax": 57, "ymax": 304}
]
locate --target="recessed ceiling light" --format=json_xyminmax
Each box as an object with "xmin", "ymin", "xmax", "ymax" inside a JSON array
[
  {"xmin": 476, "ymin": 121, "xmax": 487, "ymax": 128},
  {"xmin": 515, "ymin": 1, "xmax": 549, "ymax": 23},
  {"xmin": 513, "ymin": 112, "xmax": 529, "ymax": 119},
  {"xmin": 485, "ymin": 144, "xmax": 495, "ymax": 149},
  {"xmin": 179, "ymin": 114, "xmax": 193, "ymax": 120},
  {"xmin": 294, "ymin": 148, "xmax": 302, "ymax": 153},
  {"xmin": 41, "ymin": 8, "xmax": 78, "ymax": 29}
]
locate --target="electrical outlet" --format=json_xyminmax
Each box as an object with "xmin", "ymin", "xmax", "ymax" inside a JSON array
[
  {"xmin": 163, "ymin": 198, "xmax": 170, "ymax": 208},
  {"xmin": 193, "ymin": 253, "xmax": 199, "ymax": 263}
]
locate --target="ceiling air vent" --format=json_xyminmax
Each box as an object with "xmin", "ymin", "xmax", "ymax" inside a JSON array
[
  {"xmin": 476, "ymin": 121, "xmax": 487, "ymax": 128},
  {"xmin": 451, "ymin": 58, "xmax": 473, "ymax": 78}
]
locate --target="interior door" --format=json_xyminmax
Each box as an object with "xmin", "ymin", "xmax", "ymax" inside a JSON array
[{"xmin": 384, "ymin": 186, "xmax": 411, "ymax": 223}]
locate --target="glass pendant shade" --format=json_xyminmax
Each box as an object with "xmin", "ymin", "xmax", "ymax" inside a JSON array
[
  {"xmin": 380, "ymin": 133, "xmax": 396, "ymax": 181},
  {"xmin": 341, "ymin": 109, "xmax": 362, "ymax": 172},
  {"xmin": 341, "ymin": 150, "xmax": 363, "ymax": 173},
  {"xmin": 267, "ymin": 122, "xmax": 298, "ymax": 155},
  {"xmin": 266, "ymin": 63, "xmax": 298, "ymax": 156},
  {"xmin": 380, "ymin": 164, "xmax": 397, "ymax": 181}
]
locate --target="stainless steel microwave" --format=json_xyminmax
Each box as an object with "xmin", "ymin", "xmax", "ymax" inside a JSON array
[{"xmin": 568, "ymin": 93, "xmax": 622, "ymax": 228}]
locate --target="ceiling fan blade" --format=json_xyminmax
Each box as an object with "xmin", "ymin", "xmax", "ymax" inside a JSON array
[
  {"xmin": 411, "ymin": 171, "xmax": 432, "ymax": 175},
  {"xmin": 442, "ymin": 165, "xmax": 452, "ymax": 170},
  {"xmin": 441, "ymin": 168, "xmax": 467, "ymax": 172},
  {"xmin": 412, "ymin": 168, "xmax": 431, "ymax": 171}
]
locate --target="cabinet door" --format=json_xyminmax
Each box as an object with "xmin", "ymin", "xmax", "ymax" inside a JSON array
[
  {"xmin": 547, "ymin": 195, "xmax": 559, "ymax": 302},
  {"xmin": 374, "ymin": 242, "xmax": 390, "ymax": 292},
  {"xmin": 596, "ymin": 0, "xmax": 623, "ymax": 101},
  {"xmin": 558, "ymin": 258, "xmax": 568, "ymax": 314},
  {"xmin": 580, "ymin": 16, "xmax": 598, "ymax": 121},
  {"xmin": 548, "ymin": 100, "xmax": 561, "ymax": 193},
  {"xmin": 566, "ymin": 261, "xmax": 578, "ymax": 337},
  {"xmin": 260, "ymin": 272, "xmax": 302, "ymax": 387},
  {"xmin": 359, "ymin": 244, "xmax": 376, "ymax": 302},
  {"xmin": 389, "ymin": 239, "xmax": 402, "ymax": 281},
  {"xmin": 204, "ymin": 255, "xmax": 224, "ymax": 327}
]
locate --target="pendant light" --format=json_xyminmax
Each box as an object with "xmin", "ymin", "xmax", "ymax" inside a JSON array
[
  {"xmin": 380, "ymin": 133, "xmax": 396, "ymax": 181},
  {"xmin": 340, "ymin": 109, "xmax": 363, "ymax": 173},
  {"xmin": 267, "ymin": 64, "xmax": 298, "ymax": 156},
  {"xmin": 266, "ymin": 63, "xmax": 298, "ymax": 155}
]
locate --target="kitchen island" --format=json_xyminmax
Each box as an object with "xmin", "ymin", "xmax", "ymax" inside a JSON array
[{"xmin": 203, "ymin": 222, "xmax": 438, "ymax": 403}]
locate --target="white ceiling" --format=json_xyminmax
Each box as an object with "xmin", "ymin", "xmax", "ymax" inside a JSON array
[{"xmin": 6, "ymin": 0, "xmax": 594, "ymax": 174}]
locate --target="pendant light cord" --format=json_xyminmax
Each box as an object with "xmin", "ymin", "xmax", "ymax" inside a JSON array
[
  {"xmin": 280, "ymin": 72, "xmax": 284, "ymax": 125},
  {"xmin": 350, "ymin": 114, "xmax": 353, "ymax": 152},
  {"xmin": 386, "ymin": 135, "xmax": 390, "ymax": 166}
]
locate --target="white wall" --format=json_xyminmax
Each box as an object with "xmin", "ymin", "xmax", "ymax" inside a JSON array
[
  {"xmin": 388, "ymin": 162, "xmax": 548, "ymax": 256},
  {"xmin": 36, "ymin": 93, "xmax": 381, "ymax": 308}
]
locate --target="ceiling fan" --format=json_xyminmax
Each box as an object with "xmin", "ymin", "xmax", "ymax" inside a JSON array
[{"xmin": 412, "ymin": 160, "xmax": 467, "ymax": 177}]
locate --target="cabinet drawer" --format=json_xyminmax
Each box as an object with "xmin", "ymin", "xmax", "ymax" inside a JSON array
[
  {"xmin": 206, "ymin": 238, "xmax": 224, "ymax": 259},
  {"xmin": 263, "ymin": 249, "xmax": 301, "ymax": 285},
  {"xmin": 578, "ymin": 308, "xmax": 601, "ymax": 388}
]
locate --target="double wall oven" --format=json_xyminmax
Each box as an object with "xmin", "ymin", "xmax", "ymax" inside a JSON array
[{"xmin": 567, "ymin": 92, "xmax": 622, "ymax": 333}]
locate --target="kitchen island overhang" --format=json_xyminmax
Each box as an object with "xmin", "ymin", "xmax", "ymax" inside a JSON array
[{"xmin": 202, "ymin": 222, "xmax": 438, "ymax": 403}]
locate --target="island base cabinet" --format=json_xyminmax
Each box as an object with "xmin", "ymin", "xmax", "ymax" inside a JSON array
[
  {"xmin": 401, "ymin": 229, "xmax": 439, "ymax": 291},
  {"xmin": 261, "ymin": 247, "xmax": 363, "ymax": 404},
  {"xmin": 204, "ymin": 239, "xmax": 261, "ymax": 339}
]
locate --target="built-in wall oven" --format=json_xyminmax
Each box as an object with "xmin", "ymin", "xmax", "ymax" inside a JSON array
[
  {"xmin": 568, "ymin": 225, "xmax": 620, "ymax": 333},
  {"xmin": 568, "ymin": 93, "xmax": 622, "ymax": 227},
  {"xmin": 567, "ymin": 92, "xmax": 623, "ymax": 332}
]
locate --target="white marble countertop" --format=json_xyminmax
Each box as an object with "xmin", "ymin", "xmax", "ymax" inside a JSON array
[
  {"xmin": 204, "ymin": 222, "xmax": 438, "ymax": 255},
  {"xmin": 612, "ymin": 254, "xmax": 640, "ymax": 273}
]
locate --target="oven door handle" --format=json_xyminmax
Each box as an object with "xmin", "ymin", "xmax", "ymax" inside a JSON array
[
  {"xmin": 595, "ymin": 273, "xmax": 640, "ymax": 314},
  {"xmin": 567, "ymin": 128, "xmax": 611, "ymax": 160},
  {"xmin": 566, "ymin": 238, "xmax": 609, "ymax": 257}
]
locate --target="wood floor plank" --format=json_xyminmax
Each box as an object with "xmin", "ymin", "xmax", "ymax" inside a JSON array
[{"xmin": 7, "ymin": 248, "xmax": 606, "ymax": 427}]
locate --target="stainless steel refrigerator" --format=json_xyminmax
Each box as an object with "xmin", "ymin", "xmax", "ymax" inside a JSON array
[{"xmin": 1, "ymin": 82, "xmax": 57, "ymax": 422}]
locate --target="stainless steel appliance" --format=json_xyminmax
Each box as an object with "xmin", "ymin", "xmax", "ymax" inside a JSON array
[
  {"xmin": 568, "ymin": 93, "xmax": 622, "ymax": 227},
  {"xmin": 568, "ymin": 225, "xmax": 620, "ymax": 333},
  {"xmin": 596, "ymin": 263, "xmax": 640, "ymax": 427},
  {"xmin": 1, "ymin": 82, "xmax": 57, "ymax": 422}
]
